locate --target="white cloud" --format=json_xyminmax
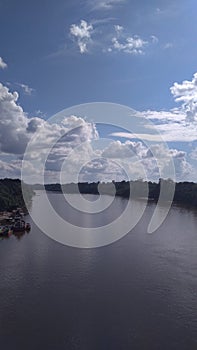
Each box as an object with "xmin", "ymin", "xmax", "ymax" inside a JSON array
[
  {"xmin": 145, "ymin": 121, "xmax": 197, "ymax": 142},
  {"xmin": 110, "ymin": 73, "xmax": 197, "ymax": 143},
  {"xmin": 102, "ymin": 140, "xmax": 144, "ymax": 158},
  {"xmin": 44, "ymin": 117, "xmax": 98, "ymax": 173},
  {"xmin": 114, "ymin": 24, "xmax": 124, "ymax": 34},
  {"xmin": 137, "ymin": 109, "xmax": 197, "ymax": 142},
  {"xmin": 98, "ymin": 140, "xmax": 193, "ymax": 182},
  {"xmin": 111, "ymin": 35, "xmax": 147, "ymax": 55},
  {"xmin": 156, "ymin": 7, "xmax": 161, "ymax": 14},
  {"xmin": 0, "ymin": 159, "xmax": 21, "ymax": 177},
  {"xmin": 68, "ymin": 21, "xmax": 157, "ymax": 55},
  {"xmin": 163, "ymin": 42, "xmax": 173, "ymax": 49},
  {"xmin": 150, "ymin": 35, "xmax": 159, "ymax": 44},
  {"xmin": 147, "ymin": 144, "xmax": 193, "ymax": 181},
  {"xmin": 0, "ymin": 57, "xmax": 7, "ymax": 69},
  {"xmin": 1, "ymin": 69, "xmax": 197, "ymax": 182},
  {"xmin": 89, "ymin": 0, "xmax": 127, "ymax": 10},
  {"xmin": 79, "ymin": 158, "xmax": 126, "ymax": 182},
  {"xmin": 0, "ymin": 81, "xmax": 99, "ymax": 182},
  {"xmin": 35, "ymin": 110, "xmax": 47, "ymax": 118},
  {"xmin": 0, "ymin": 83, "xmax": 29, "ymax": 154},
  {"xmin": 110, "ymin": 131, "xmax": 166, "ymax": 142},
  {"xmin": 109, "ymin": 25, "xmax": 151, "ymax": 55},
  {"xmin": 140, "ymin": 109, "xmax": 184, "ymax": 122},
  {"xmin": 170, "ymin": 72, "xmax": 197, "ymax": 121},
  {"xmin": 70, "ymin": 20, "xmax": 93, "ymax": 53},
  {"xmin": 16, "ymin": 83, "xmax": 34, "ymax": 95},
  {"xmin": 110, "ymin": 104, "xmax": 195, "ymax": 142},
  {"xmin": 190, "ymin": 148, "xmax": 197, "ymax": 161}
]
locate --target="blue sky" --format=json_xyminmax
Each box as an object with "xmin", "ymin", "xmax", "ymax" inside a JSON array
[{"xmin": 0, "ymin": 0, "xmax": 197, "ymax": 183}]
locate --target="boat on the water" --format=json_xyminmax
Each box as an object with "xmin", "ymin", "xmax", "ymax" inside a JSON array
[
  {"xmin": 0, "ymin": 226, "xmax": 9, "ymax": 237},
  {"xmin": 13, "ymin": 219, "xmax": 26, "ymax": 232},
  {"xmin": 12, "ymin": 220, "xmax": 31, "ymax": 233},
  {"xmin": 0, "ymin": 208, "xmax": 31, "ymax": 236}
]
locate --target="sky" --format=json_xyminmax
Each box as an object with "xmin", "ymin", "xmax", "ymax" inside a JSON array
[{"xmin": 0, "ymin": 0, "xmax": 197, "ymax": 183}]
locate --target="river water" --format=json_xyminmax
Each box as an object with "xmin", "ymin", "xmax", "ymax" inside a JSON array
[{"xmin": 0, "ymin": 192, "xmax": 196, "ymax": 349}]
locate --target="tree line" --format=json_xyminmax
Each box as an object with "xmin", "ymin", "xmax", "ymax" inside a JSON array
[
  {"xmin": 0, "ymin": 178, "xmax": 34, "ymax": 212},
  {"xmin": 42, "ymin": 179, "xmax": 197, "ymax": 207},
  {"xmin": 0, "ymin": 178, "xmax": 196, "ymax": 212}
]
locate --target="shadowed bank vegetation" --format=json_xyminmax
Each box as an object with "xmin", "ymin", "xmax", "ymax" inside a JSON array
[
  {"xmin": 0, "ymin": 179, "xmax": 34, "ymax": 212},
  {"xmin": 34, "ymin": 179, "xmax": 197, "ymax": 208},
  {"xmin": 0, "ymin": 179, "xmax": 196, "ymax": 212}
]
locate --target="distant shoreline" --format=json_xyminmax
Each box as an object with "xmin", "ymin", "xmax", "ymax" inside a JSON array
[
  {"xmin": 0, "ymin": 179, "xmax": 196, "ymax": 217},
  {"xmin": 34, "ymin": 179, "xmax": 197, "ymax": 209}
]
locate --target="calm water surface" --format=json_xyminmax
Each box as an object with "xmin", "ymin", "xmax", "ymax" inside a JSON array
[{"xmin": 0, "ymin": 192, "xmax": 196, "ymax": 350}]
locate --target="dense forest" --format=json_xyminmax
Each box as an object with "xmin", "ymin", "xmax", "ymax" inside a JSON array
[
  {"xmin": 41, "ymin": 179, "xmax": 197, "ymax": 208},
  {"xmin": 0, "ymin": 179, "xmax": 34, "ymax": 212},
  {"xmin": 0, "ymin": 179, "xmax": 196, "ymax": 212}
]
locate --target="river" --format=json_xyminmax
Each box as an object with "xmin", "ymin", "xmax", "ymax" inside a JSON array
[{"xmin": 0, "ymin": 192, "xmax": 196, "ymax": 349}]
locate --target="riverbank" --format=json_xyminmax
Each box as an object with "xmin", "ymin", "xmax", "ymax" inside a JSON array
[
  {"xmin": 39, "ymin": 179, "xmax": 197, "ymax": 208},
  {"xmin": 0, "ymin": 179, "xmax": 196, "ymax": 215},
  {"xmin": 0, "ymin": 178, "xmax": 34, "ymax": 213},
  {"xmin": 0, "ymin": 207, "xmax": 31, "ymax": 238}
]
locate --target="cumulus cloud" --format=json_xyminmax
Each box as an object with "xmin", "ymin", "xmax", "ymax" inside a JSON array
[
  {"xmin": 68, "ymin": 21, "xmax": 157, "ymax": 55},
  {"xmin": 80, "ymin": 158, "xmax": 127, "ymax": 183},
  {"xmin": 0, "ymin": 83, "xmax": 44, "ymax": 155},
  {"xmin": 0, "ymin": 57, "xmax": 7, "ymax": 69},
  {"xmin": 98, "ymin": 140, "xmax": 192, "ymax": 181},
  {"xmin": 102, "ymin": 140, "xmax": 144, "ymax": 158},
  {"xmin": 117, "ymin": 73, "xmax": 197, "ymax": 143},
  {"xmin": 26, "ymin": 118, "xmax": 43, "ymax": 133},
  {"xmin": 107, "ymin": 25, "xmax": 157, "ymax": 55},
  {"xmin": 44, "ymin": 117, "xmax": 98, "ymax": 174},
  {"xmin": 170, "ymin": 72, "xmax": 197, "ymax": 121},
  {"xmin": 0, "ymin": 70, "xmax": 197, "ymax": 182},
  {"xmin": 0, "ymin": 82, "xmax": 100, "ymax": 181},
  {"xmin": 0, "ymin": 83, "xmax": 29, "ymax": 154},
  {"xmin": 111, "ymin": 34, "xmax": 147, "ymax": 55},
  {"xmin": 0, "ymin": 82, "xmax": 98, "ymax": 158},
  {"xmin": 114, "ymin": 24, "xmax": 124, "ymax": 34},
  {"xmin": 143, "ymin": 144, "xmax": 192, "ymax": 181},
  {"xmin": 0, "ymin": 159, "xmax": 21, "ymax": 177},
  {"xmin": 70, "ymin": 20, "xmax": 93, "ymax": 53}
]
